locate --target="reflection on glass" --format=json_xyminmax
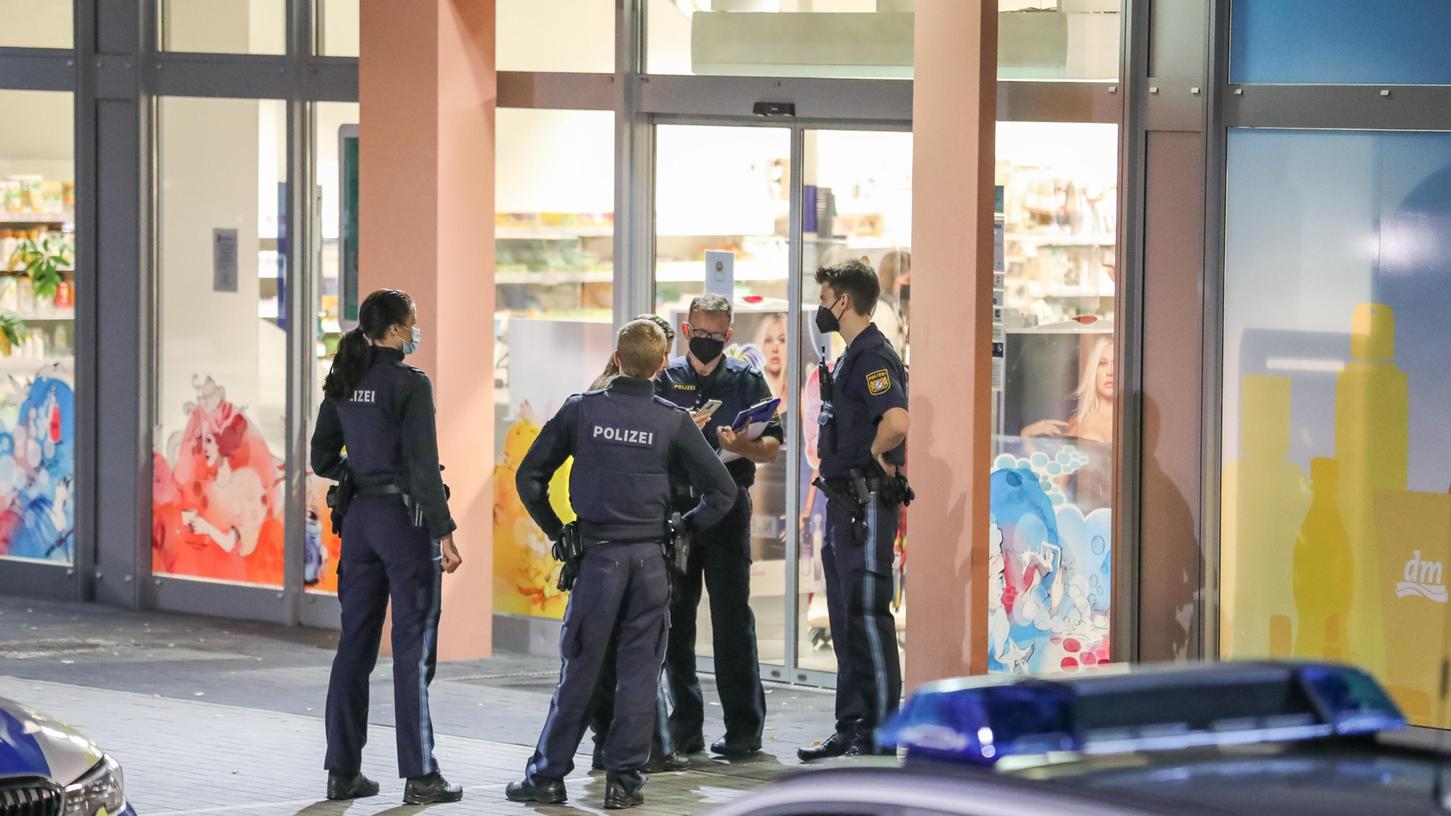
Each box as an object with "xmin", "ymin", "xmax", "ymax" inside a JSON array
[
  {"xmin": 160, "ymin": 0, "xmax": 285, "ymax": 54},
  {"xmin": 492, "ymin": 109, "xmax": 616, "ymax": 619},
  {"xmin": 1231, "ymin": 0, "xmax": 1451, "ymax": 86},
  {"xmin": 0, "ymin": 0, "xmax": 71, "ymax": 48},
  {"xmin": 498, "ymin": 0, "xmax": 614, "ymax": 72},
  {"xmin": 0, "ymin": 90, "xmax": 77, "ymax": 566},
  {"xmin": 795, "ymin": 130, "xmax": 912, "ymax": 677},
  {"xmin": 646, "ymin": 0, "xmax": 1121, "ymax": 81},
  {"xmin": 317, "ymin": 0, "xmax": 360, "ymax": 57},
  {"xmin": 303, "ymin": 102, "xmax": 360, "ymax": 595},
  {"xmin": 1222, "ymin": 129, "xmax": 1451, "ymax": 727},
  {"xmin": 153, "ymin": 97, "xmax": 288, "ymax": 588},
  {"xmin": 989, "ymin": 121, "xmax": 1117, "ymax": 676}
]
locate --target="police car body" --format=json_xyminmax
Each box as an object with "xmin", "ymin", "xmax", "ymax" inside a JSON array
[
  {"xmin": 711, "ymin": 663, "xmax": 1448, "ymax": 816},
  {"xmin": 0, "ymin": 697, "xmax": 133, "ymax": 816}
]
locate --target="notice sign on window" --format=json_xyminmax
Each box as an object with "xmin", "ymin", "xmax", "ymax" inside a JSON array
[{"xmin": 212, "ymin": 228, "xmax": 239, "ymax": 293}]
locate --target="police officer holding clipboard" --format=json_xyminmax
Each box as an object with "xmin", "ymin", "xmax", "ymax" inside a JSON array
[
  {"xmin": 655, "ymin": 294, "xmax": 781, "ymax": 759},
  {"xmin": 506, "ymin": 318, "xmax": 735, "ymax": 810},
  {"xmin": 311, "ymin": 289, "xmax": 464, "ymax": 805},
  {"xmin": 798, "ymin": 259, "xmax": 912, "ymax": 762}
]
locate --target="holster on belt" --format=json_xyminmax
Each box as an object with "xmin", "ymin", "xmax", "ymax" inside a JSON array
[
  {"xmin": 551, "ymin": 521, "xmax": 584, "ymax": 592},
  {"xmin": 324, "ymin": 469, "xmax": 356, "ymax": 536},
  {"xmin": 665, "ymin": 513, "xmax": 692, "ymax": 603}
]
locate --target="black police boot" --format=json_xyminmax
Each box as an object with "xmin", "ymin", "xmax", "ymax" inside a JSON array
[
  {"xmin": 326, "ymin": 771, "xmax": 380, "ymax": 801},
  {"xmin": 505, "ymin": 776, "xmax": 567, "ymax": 805},
  {"xmin": 603, "ymin": 774, "xmax": 646, "ymax": 810},
  {"xmin": 404, "ymin": 771, "xmax": 463, "ymax": 805},
  {"xmin": 711, "ymin": 736, "xmax": 762, "ymax": 759},
  {"xmin": 847, "ymin": 734, "xmax": 894, "ymax": 757},
  {"xmin": 644, "ymin": 751, "xmax": 691, "ymax": 773},
  {"xmin": 797, "ymin": 732, "xmax": 854, "ymax": 762},
  {"xmin": 676, "ymin": 734, "xmax": 706, "ymax": 754}
]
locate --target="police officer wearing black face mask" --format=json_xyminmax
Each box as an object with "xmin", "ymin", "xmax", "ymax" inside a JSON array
[
  {"xmin": 655, "ymin": 294, "xmax": 781, "ymax": 759},
  {"xmin": 506, "ymin": 319, "xmax": 735, "ymax": 811},
  {"xmin": 311, "ymin": 289, "xmax": 464, "ymax": 805},
  {"xmin": 798, "ymin": 259, "xmax": 910, "ymax": 762}
]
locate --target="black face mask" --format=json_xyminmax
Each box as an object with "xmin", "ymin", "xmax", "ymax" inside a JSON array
[
  {"xmin": 815, "ymin": 297, "xmax": 844, "ymax": 335},
  {"xmin": 689, "ymin": 336, "xmax": 725, "ymax": 364}
]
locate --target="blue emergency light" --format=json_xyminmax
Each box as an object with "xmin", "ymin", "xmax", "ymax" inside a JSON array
[{"xmin": 877, "ymin": 662, "xmax": 1406, "ymax": 766}]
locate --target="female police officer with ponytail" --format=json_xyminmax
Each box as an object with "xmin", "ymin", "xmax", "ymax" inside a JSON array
[{"xmin": 311, "ymin": 289, "xmax": 464, "ymax": 806}]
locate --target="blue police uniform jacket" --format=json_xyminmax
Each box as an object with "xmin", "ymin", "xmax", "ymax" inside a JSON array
[
  {"xmin": 515, "ymin": 376, "xmax": 737, "ymax": 543},
  {"xmin": 310, "ymin": 346, "xmax": 456, "ymax": 540},
  {"xmin": 819, "ymin": 323, "xmax": 908, "ymax": 480},
  {"xmin": 656, "ymin": 355, "xmax": 785, "ymax": 490}
]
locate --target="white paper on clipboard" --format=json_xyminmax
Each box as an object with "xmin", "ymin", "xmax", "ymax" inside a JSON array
[{"xmin": 718, "ymin": 397, "xmax": 781, "ymax": 463}]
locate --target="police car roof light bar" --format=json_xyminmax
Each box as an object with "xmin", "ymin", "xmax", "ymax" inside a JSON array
[{"xmin": 876, "ymin": 662, "xmax": 1406, "ymax": 767}]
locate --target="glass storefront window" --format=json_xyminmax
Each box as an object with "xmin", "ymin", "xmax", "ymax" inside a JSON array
[
  {"xmin": 653, "ymin": 124, "xmax": 792, "ymax": 665},
  {"xmin": 316, "ymin": 0, "xmax": 360, "ymax": 57},
  {"xmin": 498, "ymin": 0, "xmax": 615, "ymax": 73},
  {"xmin": 492, "ymin": 108, "xmax": 615, "ymax": 620},
  {"xmin": 1222, "ymin": 128, "xmax": 1451, "ymax": 727},
  {"xmin": 303, "ymin": 101, "xmax": 359, "ymax": 595},
  {"xmin": 796, "ymin": 129, "xmax": 912, "ymax": 676},
  {"xmin": 153, "ymin": 96, "xmax": 288, "ymax": 588},
  {"xmin": 160, "ymin": 0, "xmax": 286, "ymax": 55},
  {"xmin": 0, "ymin": 0, "xmax": 72, "ymax": 49},
  {"xmin": 0, "ymin": 90, "xmax": 76, "ymax": 566},
  {"xmin": 1231, "ymin": 0, "xmax": 1451, "ymax": 85},
  {"xmin": 989, "ymin": 121, "xmax": 1118, "ymax": 675}
]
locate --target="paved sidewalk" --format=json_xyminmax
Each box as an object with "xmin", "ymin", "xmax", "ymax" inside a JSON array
[{"xmin": 0, "ymin": 597, "xmax": 884, "ymax": 815}]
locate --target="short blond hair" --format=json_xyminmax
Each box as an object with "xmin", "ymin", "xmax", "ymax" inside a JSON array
[{"xmin": 617, "ymin": 319, "xmax": 668, "ymax": 378}]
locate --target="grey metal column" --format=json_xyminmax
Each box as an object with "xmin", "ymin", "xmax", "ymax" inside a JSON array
[
  {"xmin": 88, "ymin": 0, "xmax": 152, "ymax": 610},
  {"xmin": 614, "ymin": 0, "xmax": 652, "ymax": 326}
]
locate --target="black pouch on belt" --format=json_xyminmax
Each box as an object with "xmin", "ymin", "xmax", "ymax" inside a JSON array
[{"xmin": 325, "ymin": 469, "xmax": 356, "ymax": 537}]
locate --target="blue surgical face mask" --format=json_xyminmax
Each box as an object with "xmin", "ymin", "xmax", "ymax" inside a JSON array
[{"xmin": 402, "ymin": 325, "xmax": 421, "ymax": 356}]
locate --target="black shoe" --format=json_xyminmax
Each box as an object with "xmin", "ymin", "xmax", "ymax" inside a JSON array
[
  {"xmin": 603, "ymin": 778, "xmax": 645, "ymax": 810},
  {"xmin": 676, "ymin": 735, "xmax": 706, "ymax": 754},
  {"xmin": 711, "ymin": 736, "xmax": 762, "ymax": 759},
  {"xmin": 847, "ymin": 735, "xmax": 894, "ymax": 757},
  {"xmin": 404, "ymin": 772, "xmax": 463, "ymax": 805},
  {"xmin": 797, "ymin": 732, "xmax": 853, "ymax": 762},
  {"xmin": 644, "ymin": 752, "xmax": 691, "ymax": 773},
  {"xmin": 327, "ymin": 772, "xmax": 380, "ymax": 801},
  {"xmin": 505, "ymin": 777, "xmax": 567, "ymax": 805}
]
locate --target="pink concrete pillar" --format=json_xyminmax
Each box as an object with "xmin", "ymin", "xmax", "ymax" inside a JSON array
[
  {"xmin": 360, "ymin": 0, "xmax": 496, "ymax": 660},
  {"xmin": 905, "ymin": 0, "xmax": 996, "ymax": 688}
]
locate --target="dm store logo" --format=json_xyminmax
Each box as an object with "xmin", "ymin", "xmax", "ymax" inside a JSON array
[{"xmin": 1396, "ymin": 550, "xmax": 1449, "ymax": 604}]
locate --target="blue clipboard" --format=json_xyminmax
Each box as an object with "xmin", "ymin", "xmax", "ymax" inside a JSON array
[{"xmin": 731, "ymin": 398, "xmax": 781, "ymax": 432}]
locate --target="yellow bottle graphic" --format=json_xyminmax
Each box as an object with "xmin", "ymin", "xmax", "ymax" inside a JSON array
[
  {"xmin": 1221, "ymin": 374, "xmax": 1311, "ymax": 658},
  {"xmin": 1334, "ymin": 303, "xmax": 1408, "ymax": 675},
  {"xmin": 1293, "ymin": 458, "xmax": 1354, "ymax": 660}
]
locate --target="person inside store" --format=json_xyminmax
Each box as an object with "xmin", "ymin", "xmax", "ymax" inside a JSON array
[
  {"xmin": 587, "ymin": 313, "xmax": 693, "ymax": 774},
  {"xmin": 799, "ymin": 259, "xmax": 911, "ymax": 762},
  {"xmin": 310, "ymin": 288, "xmax": 465, "ymax": 806},
  {"xmin": 875, "ymin": 249, "xmax": 910, "ymax": 358},
  {"xmin": 506, "ymin": 319, "xmax": 735, "ymax": 810},
  {"xmin": 656, "ymin": 293, "xmax": 782, "ymax": 759}
]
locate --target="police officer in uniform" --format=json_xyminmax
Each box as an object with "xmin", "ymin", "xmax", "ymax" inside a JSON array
[
  {"xmin": 798, "ymin": 259, "xmax": 911, "ymax": 761},
  {"xmin": 656, "ymin": 294, "xmax": 779, "ymax": 758},
  {"xmin": 311, "ymin": 289, "xmax": 464, "ymax": 804},
  {"xmin": 506, "ymin": 319, "xmax": 735, "ymax": 810}
]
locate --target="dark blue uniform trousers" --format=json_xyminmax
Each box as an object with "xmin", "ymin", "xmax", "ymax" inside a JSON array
[
  {"xmin": 665, "ymin": 490, "xmax": 766, "ymax": 746},
  {"xmin": 325, "ymin": 495, "xmax": 442, "ymax": 779},
  {"xmin": 823, "ymin": 493, "xmax": 902, "ymax": 737},
  {"xmin": 528, "ymin": 541, "xmax": 670, "ymax": 783}
]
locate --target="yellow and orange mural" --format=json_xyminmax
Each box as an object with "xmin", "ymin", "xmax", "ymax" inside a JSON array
[{"xmin": 492, "ymin": 406, "xmax": 575, "ymax": 619}]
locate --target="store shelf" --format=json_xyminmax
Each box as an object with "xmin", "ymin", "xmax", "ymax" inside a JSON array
[
  {"xmin": 496, "ymin": 270, "xmax": 613, "ymax": 285},
  {"xmin": 496, "ymin": 227, "xmax": 614, "ymax": 240},
  {"xmin": 0, "ymin": 212, "xmax": 73, "ymax": 226},
  {"xmin": 655, "ymin": 260, "xmax": 787, "ymax": 283},
  {"xmin": 1007, "ymin": 232, "xmax": 1116, "ymax": 248},
  {"xmin": 10, "ymin": 311, "xmax": 75, "ymax": 322}
]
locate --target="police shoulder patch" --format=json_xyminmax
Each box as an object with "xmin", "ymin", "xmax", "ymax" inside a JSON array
[{"xmin": 866, "ymin": 368, "xmax": 892, "ymax": 396}]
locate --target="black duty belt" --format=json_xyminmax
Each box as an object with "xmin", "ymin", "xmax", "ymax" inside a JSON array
[
  {"xmin": 825, "ymin": 477, "xmax": 883, "ymax": 494},
  {"xmin": 356, "ymin": 483, "xmax": 405, "ymax": 497}
]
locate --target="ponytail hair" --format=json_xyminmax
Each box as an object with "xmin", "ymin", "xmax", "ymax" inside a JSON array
[{"xmin": 323, "ymin": 289, "xmax": 415, "ymax": 400}]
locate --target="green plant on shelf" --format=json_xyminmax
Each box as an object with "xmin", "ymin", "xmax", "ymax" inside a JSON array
[
  {"xmin": 12, "ymin": 235, "xmax": 71, "ymax": 300},
  {"xmin": 0, "ymin": 314, "xmax": 26, "ymax": 357}
]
